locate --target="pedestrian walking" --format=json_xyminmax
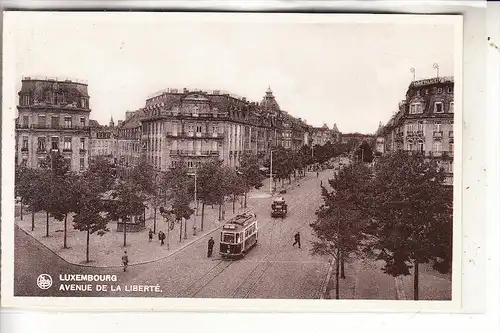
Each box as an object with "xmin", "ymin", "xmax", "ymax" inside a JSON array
[
  {"xmin": 122, "ymin": 251, "xmax": 129, "ymax": 272},
  {"xmin": 320, "ymin": 180, "xmax": 323, "ymax": 186},
  {"xmin": 292, "ymin": 232, "xmax": 301, "ymax": 249},
  {"xmin": 207, "ymin": 237, "xmax": 215, "ymax": 258},
  {"xmin": 148, "ymin": 228, "xmax": 153, "ymax": 242},
  {"xmin": 316, "ymin": 171, "xmax": 319, "ymax": 178},
  {"xmin": 159, "ymin": 231, "xmax": 165, "ymax": 246}
]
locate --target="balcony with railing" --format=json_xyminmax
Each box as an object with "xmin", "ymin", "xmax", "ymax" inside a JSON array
[
  {"xmin": 16, "ymin": 123, "xmax": 90, "ymax": 131},
  {"xmin": 166, "ymin": 131, "xmax": 224, "ymax": 139},
  {"xmin": 169, "ymin": 150, "xmax": 219, "ymax": 157}
]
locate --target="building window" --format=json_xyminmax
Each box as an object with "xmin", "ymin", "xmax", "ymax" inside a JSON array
[
  {"xmin": 22, "ymin": 136, "xmax": 29, "ymax": 150},
  {"xmin": 417, "ymin": 140, "xmax": 424, "ymax": 152},
  {"xmin": 448, "ymin": 87, "xmax": 453, "ymax": 93},
  {"xmin": 38, "ymin": 115, "xmax": 46, "ymax": 127},
  {"xmin": 410, "ymin": 103, "xmax": 423, "ymax": 114},
  {"xmin": 425, "ymin": 89, "xmax": 429, "ymax": 95},
  {"xmin": 64, "ymin": 137, "xmax": 72, "ymax": 150},
  {"xmin": 449, "ymin": 142, "xmax": 454, "ymax": 153},
  {"xmin": 449, "ymin": 102, "xmax": 454, "ymax": 113},
  {"xmin": 433, "ymin": 141, "xmax": 442, "ymax": 152},
  {"xmin": 416, "ymin": 90, "xmax": 420, "ymax": 96},
  {"xmin": 64, "ymin": 116, "xmax": 72, "ymax": 127},
  {"xmin": 434, "ymin": 121, "xmax": 441, "ymax": 132},
  {"xmin": 434, "ymin": 102, "xmax": 444, "ymax": 113},
  {"xmin": 187, "ymin": 161, "xmax": 193, "ymax": 168},
  {"xmin": 407, "ymin": 141, "xmax": 413, "ymax": 151},
  {"xmin": 23, "ymin": 116, "xmax": 29, "ymax": 126},
  {"xmin": 51, "ymin": 116, "xmax": 59, "ymax": 128},
  {"xmin": 51, "ymin": 136, "xmax": 59, "ymax": 150},
  {"xmin": 80, "ymin": 117, "xmax": 86, "ymax": 127},
  {"xmin": 80, "ymin": 138, "xmax": 85, "ymax": 149},
  {"xmin": 80, "ymin": 157, "xmax": 85, "ymax": 170},
  {"xmin": 188, "ymin": 125, "xmax": 194, "ymax": 133},
  {"xmin": 196, "ymin": 125, "xmax": 202, "ymax": 133},
  {"xmin": 437, "ymin": 87, "xmax": 443, "ymax": 94},
  {"xmin": 37, "ymin": 137, "xmax": 46, "ymax": 151},
  {"xmin": 417, "ymin": 121, "xmax": 424, "ymax": 132}
]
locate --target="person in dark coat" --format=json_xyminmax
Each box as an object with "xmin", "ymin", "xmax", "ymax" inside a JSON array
[
  {"xmin": 159, "ymin": 231, "xmax": 165, "ymax": 246},
  {"xmin": 207, "ymin": 237, "xmax": 215, "ymax": 257},
  {"xmin": 148, "ymin": 228, "xmax": 153, "ymax": 242},
  {"xmin": 293, "ymin": 232, "xmax": 301, "ymax": 249},
  {"xmin": 122, "ymin": 251, "xmax": 129, "ymax": 272}
]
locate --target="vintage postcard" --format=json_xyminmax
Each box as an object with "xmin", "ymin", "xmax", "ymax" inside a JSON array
[{"xmin": 1, "ymin": 12, "xmax": 463, "ymax": 311}]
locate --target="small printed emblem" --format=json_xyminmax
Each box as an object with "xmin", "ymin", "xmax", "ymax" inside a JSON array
[{"xmin": 37, "ymin": 274, "xmax": 53, "ymax": 290}]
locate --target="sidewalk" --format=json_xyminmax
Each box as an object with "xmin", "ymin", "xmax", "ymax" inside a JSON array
[
  {"xmin": 14, "ymin": 170, "xmax": 315, "ymax": 268},
  {"xmin": 14, "ymin": 202, "xmax": 244, "ymax": 268}
]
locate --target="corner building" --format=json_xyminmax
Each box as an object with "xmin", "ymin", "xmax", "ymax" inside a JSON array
[
  {"xmin": 138, "ymin": 87, "xmax": 311, "ymax": 171},
  {"xmin": 15, "ymin": 77, "xmax": 91, "ymax": 172},
  {"xmin": 377, "ymin": 76, "xmax": 454, "ymax": 185}
]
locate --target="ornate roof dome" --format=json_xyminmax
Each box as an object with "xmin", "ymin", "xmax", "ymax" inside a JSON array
[{"xmin": 260, "ymin": 86, "xmax": 280, "ymax": 112}]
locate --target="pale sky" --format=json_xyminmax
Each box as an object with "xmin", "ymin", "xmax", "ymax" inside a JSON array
[{"xmin": 4, "ymin": 12, "xmax": 458, "ymax": 133}]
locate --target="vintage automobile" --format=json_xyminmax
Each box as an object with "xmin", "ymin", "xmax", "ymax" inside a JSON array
[{"xmin": 271, "ymin": 197, "xmax": 288, "ymax": 218}]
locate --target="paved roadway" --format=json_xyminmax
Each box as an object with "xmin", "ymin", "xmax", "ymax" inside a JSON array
[
  {"xmin": 13, "ymin": 157, "xmax": 409, "ymax": 300},
  {"xmin": 14, "ymin": 166, "xmax": 337, "ymax": 299}
]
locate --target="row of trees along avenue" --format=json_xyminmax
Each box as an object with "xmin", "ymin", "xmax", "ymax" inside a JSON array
[
  {"xmin": 14, "ymin": 150, "xmax": 267, "ymax": 263},
  {"xmin": 310, "ymin": 151, "xmax": 452, "ymax": 300}
]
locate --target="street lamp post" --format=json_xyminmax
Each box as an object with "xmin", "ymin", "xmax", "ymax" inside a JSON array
[
  {"xmin": 269, "ymin": 150, "xmax": 273, "ymax": 195},
  {"xmin": 193, "ymin": 169, "xmax": 198, "ymax": 234}
]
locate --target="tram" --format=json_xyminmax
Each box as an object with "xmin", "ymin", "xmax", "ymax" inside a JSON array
[{"xmin": 219, "ymin": 212, "xmax": 258, "ymax": 259}]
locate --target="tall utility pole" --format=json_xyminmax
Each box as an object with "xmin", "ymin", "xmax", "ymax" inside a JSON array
[
  {"xmin": 269, "ymin": 150, "xmax": 273, "ymax": 195},
  {"xmin": 194, "ymin": 169, "xmax": 198, "ymax": 233}
]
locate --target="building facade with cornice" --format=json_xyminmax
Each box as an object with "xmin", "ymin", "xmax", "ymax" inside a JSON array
[
  {"xmin": 15, "ymin": 77, "xmax": 91, "ymax": 172},
  {"xmin": 130, "ymin": 87, "xmax": 311, "ymax": 172},
  {"xmin": 89, "ymin": 117, "xmax": 118, "ymax": 164},
  {"xmin": 377, "ymin": 76, "xmax": 454, "ymax": 185}
]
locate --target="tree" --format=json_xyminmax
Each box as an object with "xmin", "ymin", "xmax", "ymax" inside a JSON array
[
  {"xmin": 87, "ymin": 156, "xmax": 117, "ymax": 193},
  {"xmin": 197, "ymin": 159, "xmax": 224, "ymax": 228},
  {"xmin": 225, "ymin": 167, "xmax": 246, "ymax": 214},
  {"xmin": 161, "ymin": 161, "xmax": 194, "ymax": 241},
  {"xmin": 72, "ymin": 176, "xmax": 110, "ymax": 263},
  {"xmin": 238, "ymin": 153, "xmax": 263, "ymax": 207},
  {"xmin": 309, "ymin": 162, "xmax": 372, "ymax": 299},
  {"xmin": 367, "ymin": 151, "xmax": 453, "ymax": 300},
  {"xmin": 49, "ymin": 173, "xmax": 78, "ymax": 248},
  {"xmin": 38, "ymin": 151, "xmax": 71, "ymax": 237},
  {"xmin": 106, "ymin": 181, "xmax": 147, "ymax": 247},
  {"xmin": 355, "ymin": 141, "xmax": 374, "ymax": 163}
]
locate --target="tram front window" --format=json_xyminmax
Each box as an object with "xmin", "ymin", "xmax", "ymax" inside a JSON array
[{"xmin": 223, "ymin": 233, "xmax": 235, "ymax": 243}]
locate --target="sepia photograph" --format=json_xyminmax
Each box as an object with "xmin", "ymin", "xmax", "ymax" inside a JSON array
[{"xmin": 1, "ymin": 11, "xmax": 462, "ymax": 310}]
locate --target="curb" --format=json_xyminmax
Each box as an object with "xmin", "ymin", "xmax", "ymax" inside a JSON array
[
  {"xmin": 15, "ymin": 215, "xmax": 234, "ymax": 269},
  {"xmin": 394, "ymin": 276, "xmax": 407, "ymax": 300},
  {"xmin": 320, "ymin": 256, "xmax": 335, "ymax": 299}
]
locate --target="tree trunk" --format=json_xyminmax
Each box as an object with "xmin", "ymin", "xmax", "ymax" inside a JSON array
[
  {"xmin": 63, "ymin": 213, "xmax": 68, "ymax": 249},
  {"xmin": 232, "ymin": 195, "xmax": 235, "ymax": 214},
  {"xmin": 153, "ymin": 208, "xmax": 157, "ymax": 234},
  {"xmin": 222, "ymin": 202, "xmax": 225, "ymax": 220},
  {"xmin": 45, "ymin": 211, "xmax": 49, "ymax": 237},
  {"xmin": 143, "ymin": 207, "xmax": 146, "ymax": 225},
  {"xmin": 123, "ymin": 218, "xmax": 127, "ymax": 247},
  {"xmin": 340, "ymin": 250, "xmax": 346, "ymax": 279},
  {"xmin": 20, "ymin": 201, "xmax": 23, "ymax": 220},
  {"xmin": 201, "ymin": 202, "xmax": 205, "ymax": 231},
  {"xmin": 335, "ymin": 247, "xmax": 340, "ymax": 299},
  {"xmin": 31, "ymin": 211, "xmax": 35, "ymax": 231},
  {"xmin": 218, "ymin": 204, "xmax": 222, "ymax": 221},
  {"xmin": 196, "ymin": 200, "xmax": 200, "ymax": 216},
  {"xmin": 86, "ymin": 229, "xmax": 90, "ymax": 263},
  {"xmin": 244, "ymin": 192, "xmax": 248, "ymax": 208},
  {"xmin": 179, "ymin": 218, "xmax": 183, "ymax": 242},
  {"xmin": 184, "ymin": 218, "xmax": 187, "ymax": 240},
  {"xmin": 414, "ymin": 260, "xmax": 419, "ymax": 300}
]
